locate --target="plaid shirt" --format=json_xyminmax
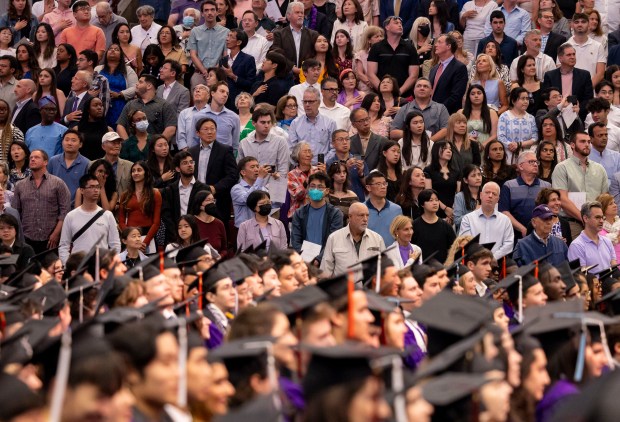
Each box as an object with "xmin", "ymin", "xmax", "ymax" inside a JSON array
[{"xmin": 12, "ymin": 172, "xmax": 71, "ymax": 241}]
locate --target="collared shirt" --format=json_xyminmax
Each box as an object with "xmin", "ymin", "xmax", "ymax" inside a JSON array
[
  {"xmin": 162, "ymin": 81, "xmax": 176, "ymax": 100},
  {"xmin": 92, "ymin": 13, "xmax": 128, "ymax": 46},
  {"xmin": 319, "ymin": 101, "xmax": 352, "ymax": 132},
  {"xmin": 365, "ymin": 199, "xmax": 403, "ymax": 246},
  {"xmin": 188, "ymin": 24, "xmax": 229, "ymax": 69},
  {"xmin": 116, "ymin": 97, "xmax": 178, "ymax": 135},
  {"xmin": 288, "ymin": 114, "xmax": 337, "ymax": 164},
  {"xmin": 568, "ymin": 231, "xmax": 617, "ymax": 270},
  {"xmin": 288, "ymin": 82, "xmax": 322, "ymax": 115},
  {"xmin": 47, "ymin": 153, "xmax": 90, "ymax": 202},
  {"xmin": 605, "ymin": 124, "xmax": 620, "ymax": 152},
  {"xmin": 541, "ymin": 33, "xmax": 549, "ymax": 52},
  {"xmin": 497, "ymin": 110, "xmax": 538, "ymax": 164},
  {"xmin": 0, "ymin": 77, "xmax": 16, "ymax": 110},
  {"xmin": 238, "ymin": 130, "xmax": 290, "ymax": 176},
  {"xmin": 290, "ymin": 25, "xmax": 302, "ymax": 66},
  {"xmin": 25, "ymin": 123, "xmax": 67, "ymax": 159},
  {"xmin": 42, "ymin": 8, "xmax": 76, "ymax": 42},
  {"xmin": 391, "ymin": 100, "xmax": 450, "ymax": 137},
  {"xmin": 475, "ymin": 282, "xmax": 487, "ymax": 297},
  {"xmin": 458, "ymin": 208, "xmax": 515, "ymax": 259},
  {"xmin": 12, "ymin": 172, "xmax": 71, "ymax": 241},
  {"xmin": 231, "ymin": 178, "xmax": 268, "ymax": 227},
  {"xmin": 509, "ymin": 51, "xmax": 556, "ymax": 81},
  {"xmin": 178, "ymin": 177, "xmax": 196, "ymax": 215},
  {"xmin": 130, "ymin": 22, "xmax": 163, "ymax": 54},
  {"xmin": 11, "ymin": 98, "xmax": 30, "ymax": 124},
  {"xmin": 203, "ymin": 105, "xmax": 240, "ymax": 152},
  {"xmin": 176, "ymin": 104, "xmax": 209, "ymax": 150},
  {"xmin": 484, "ymin": 5, "xmax": 531, "ymax": 44},
  {"xmin": 552, "ymin": 156, "xmax": 609, "ymax": 214},
  {"xmin": 588, "ymin": 147, "xmax": 620, "ymax": 182},
  {"xmin": 198, "ymin": 142, "xmax": 213, "ymax": 184},
  {"xmin": 320, "ymin": 225, "xmax": 385, "ymax": 276},
  {"xmin": 566, "ymin": 36, "xmax": 606, "ymax": 81},
  {"xmin": 499, "ymin": 176, "xmax": 551, "ymax": 227},
  {"xmin": 243, "ymin": 32, "xmax": 271, "ymax": 72}
]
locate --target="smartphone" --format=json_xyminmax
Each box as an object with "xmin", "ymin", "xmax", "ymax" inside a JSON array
[
  {"xmin": 567, "ymin": 95, "xmax": 578, "ymax": 105},
  {"xmin": 267, "ymin": 165, "xmax": 275, "ymax": 173},
  {"xmin": 361, "ymin": 155, "xmax": 366, "ymax": 161},
  {"xmin": 318, "ymin": 154, "xmax": 325, "ymax": 164}
]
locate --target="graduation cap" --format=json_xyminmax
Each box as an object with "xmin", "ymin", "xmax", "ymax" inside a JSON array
[
  {"xmin": 453, "ymin": 235, "xmax": 495, "ymax": 264},
  {"xmin": 0, "ymin": 373, "xmax": 45, "ymax": 420},
  {"xmin": 596, "ymin": 265, "xmax": 620, "ymax": 296},
  {"xmin": 268, "ymin": 286, "xmax": 329, "ymax": 317},
  {"xmin": 216, "ymin": 257, "xmax": 253, "ymax": 285},
  {"xmin": 4, "ymin": 262, "xmax": 38, "ymax": 288},
  {"xmin": 555, "ymin": 261, "xmax": 577, "ymax": 293},
  {"xmin": 0, "ymin": 254, "xmax": 19, "ymax": 277},
  {"xmin": 213, "ymin": 394, "xmax": 281, "ymax": 422},
  {"xmin": 496, "ymin": 250, "xmax": 517, "ymax": 279},
  {"xmin": 348, "ymin": 248, "xmax": 396, "ymax": 293},
  {"xmin": 595, "ymin": 289, "xmax": 620, "ymax": 316},
  {"xmin": 492, "ymin": 262, "xmax": 538, "ymax": 323},
  {"xmin": 124, "ymin": 254, "xmax": 163, "ymax": 281},
  {"xmin": 420, "ymin": 372, "xmax": 493, "ymax": 407},
  {"xmin": 315, "ymin": 273, "xmax": 349, "ymax": 301},
  {"xmin": 366, "ymin": 291, "xmax": 398, "ymax": 313},
  {"xmin": 408, "ymin": 291, "xmax": 495, "ymax": 357},
  {"xmin": 176, "ymin": 239, "xmax": 211, "ymax": 264},
  {"xmin": 0, "ymin": 317, "xmax": 59, "ymax": 368},
  {"xmin": 27, "ymin": 247, "xmax": 60, "ymax": 274},
  {"xmin": 27, "ymin": 282, "xmax": 67, "ymax": 316},
  {"xmin": 75, "ymin": 236, "xmax": 105, "ymax": 281}
]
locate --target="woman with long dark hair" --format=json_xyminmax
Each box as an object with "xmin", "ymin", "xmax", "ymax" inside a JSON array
[
  {"xmin": 118, "ymin": 161, "xmax": 162, "ymax": 253},
  {"xmin": 377, "ymin": 140, "xmax": 403, "ymax": 202},
  {"xmin": 95, "ymin": 43, "xmax": 139, "ymax": 126},
  {"xmin": 0, "ymin": 0, "xmax": 37, "ymax": 46},
  {"xmin": 112, "ymin": 22, "xmax": 142, "ymax": 76},
  {"xmin": 399, "ymin": 111, "xmax": 433, "ymax": 170},
  {"xmin": 360, "ymin": 92, "xmax": 390, "ymax": 137},
  {"xmin": 429, "ymin": 0, "xmax": 454, "ymax": 38},
  {"xmin": 330, "ymin": 0, "xmax": 367, "ymax": 50},
  {"xmin": 327, "ymin": 161, "xmax": 358, "ymax": 224},
  {"xmin": 300, "ymin": 34, "xmax": 339, "ymax": 83},
  {"xmin": 460, "ymin": 83, "xmax": 498, "ymax": 147},
  {"xmin": 509, "ymin": 336, "xmax": 550, "ymax": 422},
  {"xmin": 32, "ymin": 22, "xmax": 55, "ymax": 69},
  {"xmin": 453, "ymin": 164, "xmax": 482, "ymax": 230},
  {"xmin": 538, "ymin": 114, "xmax": 572, "ymax": 163},
  {"xmin": 165, "ymin": 214, "xmax": 202, "ymax": 252},
  {"xmin": 141, "ymin": 44, "xmax": 165, "ymax": 84},
  {"xmin": 16, "ymin": 43, "xmax": 39, "ymax": 80},
  {"xmin": 511, "ymin": 54, "xmax": 542, "ymax": 116},
  {"xmin": 77, "ymin": 97, "xmax": 113, "ymax": 160},
  {"xmin": 33, "ymin": 68, "xmax": 64, "ymax": 120},
  {"xmin": 146, "ymin": 135, "xmax": 175, "ymax": 188},
  {"xmin": 120, "ymin": 109, "xmax": 151, "ymax": 163},
  {"xmin": 8, "ymin": 139, "xmax": 30, "ymax": 186},
  {"xmin": 52, "ymin": 43, "xmax": 77, "ymax": 96},
  {"xmin": 378, "ymin": 74, "xmax": 406, "ymax": 117},
  {"xmin": 333, "ymin": 29, "xmax": 354, "ymax": 70},
  {"xmin": 190, "ymin": 189, "xmax": 227, "ymax": 255},
  {"xmin": 0, "ymin": 100, "xmax": 23, "ymax": 164},
  {"xmin": 498, "ymin": 86, "xmax": 538, "ymax": 164},
  {"xmin": 157, "ymin": 25, "xmax": 187, "ymax": 75},
  {"xmin": 536, "ymin": 140, "xmax": 558, "ymax": 183},
  {"xmin": 424, "ymin": 140, "xmax": 461, "ymax": 223},
  {"xmin": 74, "ymin": 159, "xmax": 118, "ymax": 211},
  {"xmin": 482, "ymin": 139, "xmax": 516, "ymax": 187},
  {"xmin": 396, "ymin": 166, "xmax": 426, "ymax": 221}
]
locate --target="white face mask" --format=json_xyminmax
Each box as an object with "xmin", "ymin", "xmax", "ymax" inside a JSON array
[{"xmin": 135, "ymin": 120, "xmax": 149, "ymax": 132}]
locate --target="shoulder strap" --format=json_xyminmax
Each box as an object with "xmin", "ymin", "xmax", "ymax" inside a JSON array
[{"xmin": 71, "ymin": 209, "xmax": 106, "ymax": 244}]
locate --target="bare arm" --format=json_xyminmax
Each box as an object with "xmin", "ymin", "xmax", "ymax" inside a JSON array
[
  {"xmin": 116, "ymin": 124, "xmax": 129, "ymax": 140},
  {"xmin": 367, "ymin": 61, "xmax": 380, "ymax": 90},
  {"xmin": 593, "ymin": 62, "xmax": 605, "ymax": 87},
  {"xmin": 399, "ymin": 65, "xmax": 419, "ymax": 95},
  {"xmin": 162, "ymin": 126, "xmax": 177, "ymax": 141}
]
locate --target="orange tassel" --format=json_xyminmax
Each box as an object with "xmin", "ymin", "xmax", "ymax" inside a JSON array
[
  {"xmin": 198, "ymin": 273, "xmax": 203, "ymax": 310},
  {"xmin": 160, "ymin": 251, "xmax": 164, "ymax": 273},
  {"xmin": 535, "ymin": 261, "xmax": 539, "ymax": 279},
  {"xmin": 347, "ymin": 270, "xmax": 355, "ymax": 339},
  {"xmin": 502, "ymin": 257, "xmax": 506, "ymax": 279},
  {"xmin": 461, "ymin": 246, "xmax": 465, "ymax": 265}
]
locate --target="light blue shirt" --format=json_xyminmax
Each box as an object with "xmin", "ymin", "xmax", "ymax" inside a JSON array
[
  {"xmin": 365, "ymin": 199, "xmax": 403, "ymax": 247},
  {"xmin": 25, "ymin": 123, "xmax": 66, "ymax": 159},
  {"xmin": 290, "ymin": 26, "xmax": 302, "ymax": 66},
  {"xmin": 483, "ymin": 5, "xmax": 531, "ymax": 45},
  {"xmin": 458, "ymin": 208, "xmax": 515, "ymax": 259},
  {"xmin": 288, "ymin": 114, "xmax": 337, "ymax": 164},
  {"xmin": 588, "ymin": 148, "xmax": 620, "ymax": 183},
  {"xmin": 203, "ymin": 105, "xmax": 241, "ymax": 153},
  {"xmin": 176, "ymin": 104, "xmax": 209, "ymax": 150},
  {"xmin": 188, "ymin": 24, "xmax": 229, "ymax": 68},
  {"xmin": 568, "ymin": 232, "xmax": 617, "ymax": 270},
  {"xmin": 231, "ymin": 178, "xmax": 268, "ymax": 228},
  {"xmin": 198, "ymin": 142, "xmax": 213, "ymax": 184},
  {"xmin": 47, "ymin": 153, "xmax": 90, "ymax": 202}
]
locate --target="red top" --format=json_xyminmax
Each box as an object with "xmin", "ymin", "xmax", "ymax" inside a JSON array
[{"xmin": 118, "ymin": 189, "xmax": 162, "ymax": 246}]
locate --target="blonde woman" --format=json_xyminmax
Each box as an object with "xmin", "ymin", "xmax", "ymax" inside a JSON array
[
  {"xmin": 353, "ymin": 25, "xmax": 384, "ymax": 93},
  {"xmin": 470, "ymin": 53, "xmax": 508, "ymax": 114},
  {"xmin": 386, "ymin": 215, "xmax": 423, "ymax": 269},
  {"xmin": 444, "ymin": 234, "xmax": 473, "ymax": 266},
  {"xmin": 445, "ymin": 113, "xmax": 482, "ymax": 168},
  {"xmin": 409, "ymin": 17, "xmax": 433, "ymax": 64}
]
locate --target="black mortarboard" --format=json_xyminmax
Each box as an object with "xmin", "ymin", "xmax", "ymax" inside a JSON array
[
  {"xmin": 0, "ymin": 373, "xmax": 45, "ymax": 420},
  {"xmin": 99, "ymin": 275, "xmax": 132, "ymax": 310},
  {"xmin": 366, "ymin": 291, "xmax": 398, "ymax": 313},
  {"xmin": 208, "ymin": 335, "xmax": 275, "ymax": 363},
  {"xmin": 216, "ymin": 257, "xmax": 253, "ymax": 285},
  {"xmin": 187, "ymin": 263, "xmax": 231, "ymax": 293},
  {"xmin": 302, "ymin": 344, "xmax": 398, "ymax": 401},
  {"xmin": 493, "ymin": 262, "xmax": 537, "ymax": 295},
  {"xmin": 453, "ymin": 235, "xmax": 495, "ymax": 263},
  {"xmin": 0, "ymin": 317, "xmax": 59, "ymax": 367},
  {"xmin": 28, "ymin": 246, "xmax": 59, "ymax": 272},
  {"xmin": 597, "ymin": 266, "xmax": 620, "ymax": 296},
  {"xmin": 124, "ymin": 254, "xmax": 161, "ymax": 281},
  {"xmin": 75, "ymin": 236, "xmax": 106, "ymax": 279},
  {"xmin": 349, "ymin": 250, "xmax": 395, "ymax": 289},
  {"xmin": 175, "ymin": 239, "xmax": 210, "ymax": 264},
  {"xmin": 268, "ymin": 286, "xmax": 329, "ymax": 316},
  {"xmin": 4, "ymin": 262, "xmax": 38, "ymax": 288},
  {"xmin": 408, "ymin": 291, "xmax": 495, "ymax": 357},
  {"xmin": 420, "ymin": 250, "xmax": 439, "ymax": 265},
  {"xmin": 595, "ymin": 289, "xmax": 620, "ymax": 316},
  {"xmin": 315, "ymin": 273, "xmax": 349, "ymax": 300},
  {"xmin": 420, "ymin": 372, "xmax": 492, "ymax": 407},
  {"xmin": 213, "ymin": 394, "xmax": 281, "ymax": 422},
  {"xmin": 0, "ymin": 253, "xmax": 19, "ymax": 271},
  {"xmin": 555, "ymin": 261, "xmax": 577, "ymax": 292},
  {"xmin": 27, "ymin": 282, "xmax": 67, "ymax": 315}
]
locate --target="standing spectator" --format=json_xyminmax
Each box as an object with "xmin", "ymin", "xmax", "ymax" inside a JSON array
[
  {"xmin": 536, "ymin": 87, "xmax": 583, "ymax": 142},
  {"xmin": 13, "ymin": 148, "xmax": 71, "ymax": 253},
  {"xmin": 156, "ymin": 59, "xmax": 190, "ymax": 114},
  {"xmin": 477, "ymin": 10, "xmax": 519, "ymax": 67},
  {"xmin": 115, "ymin": 74, "xmax": 177, "ymax": 141},
  {"xmin": 398, "ymin": 111, "xmax": 434, "ymax": 170},
  {"xmin": 131, "ymin": 6, "xmax": 162, "ymax": 55},
  {"xmin": 364, "ymin": 170, "xmax": 403, "ymax": 246},
  {"xmin": 327, "ymin": 129, "xmax": 367, "ymax": 200},
  {"xmin": 289, "ymin": 59, "xmax": 323, "ymax": 111},
  {"xmin": 367, "ymin": 16, "xmax": 419, "ymax": 97},
  {"xmin": 429, "ymin": 33, "xmax": 468, "ymax": 114},
  {"xmin": 0, "ymin": 0, "xmax": 37, "ymax": 46},
  {"xmin": 448, "ymin": 112, "xmax": 482, "ymax": 169},
  {"xmin": 215, "ymin": 0, "xmax": 237, "ymax": 29},
  {"xmin": 331, "ymin": 0, "xmax": 367, "ymax": 50},
  {"xmin": 499, "ymin": 150, "xmax": 551, "ymax": 239},
  {"xmin": 327, "ymin": 160, "xmax": 359, "ymax": 222},
  {"xmin": 58, "ymin": 174, "xmax": 121, "ymax": 263},
  {"xmin": 350, "ymin": 107, "xmax": 388, "ymax": 171},
  {"xmin": 588, "ymin": 122, "xmax": 620, "ymax": 182},
  {"xmin": 423, "ymin": 140, "xmax": 461, "ymax": 224},
  {"xmin": 537, "ymin": 8, "xmax": 566, "ymax": 62},
  {"xmin": 271, "ymin": 2, "xmax": 318, "ymax": 77},
  {"xmin": 118, "ymin": 161, "xmax": 162, "ymax": 253},
  {"xmin": 508, "ymin": 30, "xmax": 556, "ymax": 83},
  {"xmin": 386, "ymin": 215, "xmax": 423, "ymax": 268},
  {"xmin": 77, "ymin": 49, "xmax": 110, "ymax": 117},
  {"xmin": 531, "ymin": 187, "xmax": 572, "ymax": 244},
  {"xmin": 482, "ymin": 0, "xmax": 530, "ymax": 46},
  {"xmin": 541, "ymin": 44, "xmax": 593, "ymax": 122},
  {"xmin": 536, "ymin": 139, "xmax": 559, "ymax": 183},
  {"xmin": 511, "ymin": 54, "xmax": 543, "ymax": 116},
  {"xmin": 146, "ymin": 135, "xmax": 174, "ymax": 188},
  {"xmin": 288, "ymin": 87, "xmax": 337, "ymax": 164},
  {"xmin": 237, "ymin": 190, "xmax": 288, "ymax": 251},
  {"xmin": 590, "ymin": 79, "xmax": 620, "ymax": 125},
  {"xmin": 568, "ymin": 201, "xmax": 617, "ymax": 269},
  {"xmin": 47, "ymin": 129, "xmax": 90, "ymax": 202},
  {"xmin": 220, "ymin": 29, "xmax": 256, "ymax": 113},
  {"xmin": 120, "ymin": 110, "xmax": 151, "ymax": 163},
  {"xmin": 552, "ymin": 131, "xmax": 609, "ymax": 239},
  {"xmin": 460, "ymin": 84, "xmax": 498, "ymax": 147},
  {"xmin": 497, "ymin": 87, "xmax": 538, "ymax": 164},
  {"xmin": 482, "ymin": 139, "xmax": 516, "ymax": 187},
  {"xmin": 176, "ymin": 84, "xmax": 209, "ymax": 151},
  {"xmin": 57, "ymin": 1, "xmax": 105, "ymax": 61},
  {"xmin": 428, "ymin": 0, "xmax": 454, "ymax": 38},
  {"xmin": 291, "ymin": 172, "xmax": 344, "ymax": 266},
  {"xmin": 42, "ymin": 0, "xmax": 74, "ymax": 43},
  {"xmin": 396, "ymin": 166, "xmax": 427, "ymax": 221},
  {"xmin": 231, "ymin": 156, "xmax": 269, "ymax": 228},
  {"xmin": 100, "ymin": 131, "xmax": 132, "ymax": 195},
  {"xmin": 0, "ymin": 55, "xmax": 17, "ymax": 109},
  {"xmin": 61, "ymin": 70, "xmax": 92, "ymax": 128},
  {"xmin": 25, "ymin": 96, "xmax": 65, "ymax": 159},
  {"xmin": 377, "ymin": 141, "xmax": 402, "ymax": 202},
  {"xmin": 251, "ymin": 52, "xmax": 292, "ymax": 107},
  {"xmin": 241, "ymin": 10, "xmax": 269, "ymax": 72},
  {"xmin": 112, "ymin": 23, "xmax": 143, "ymax": 76},
  {"xmin": 333, "ymin": 30, "xmax": 354, "ymax": 71},
  {"xmin": 300, "ymin": 0, "xmax": 330, "ymax": 40},
  {"xmin": 190, "ymin": 190, "xmax": 227, "ymax": 254},
  {"xmin": 189, "ymin": 0, "xmax": 229, "ymax": 88},
  {"xmin": 15, "ymin": 44, "xmax": 40, "ymax": 81},
  {"xmin": 360, "ymin": 92, "xmax": 389, "ymax": 137},
  {"xmin": 10, "ymin": 78, "xmax": 39, "ymax": 137},
  {"xmin": 459, "ymin": 181, "xmax": 514, "ymax": 259},
  {"xmin": 355, "ymin": 25, "xmax": 384, "ymax": 93},
  {"xmin": 52, "ymin": 43, "xmax": 76, "ymax": 97},
  {"xmin": 91, "ymin": 2, "xmax": 127, "ymax": 47},
  {"xmin": 587, "ymin": 98, "xmax": 620, "ymax": 152},
  {"xmin": 203, "ymin": 82, "xmax": 240, "ymax": 153},
  {"xmin": 157, "ymin": 25, "xmax": 188, "ymax": 74},
  {"xmin": 460, "ymin": 0, "xmax": 498, "ymax": 56},
  {"xmin": 566, "ymin": 13, "xmax": 606, "ymax": 87},
  {"xmin": 74, "ymin": 158, "xmax": 118, "ymax": 211},
  {"xmin": 76, "ymin": 97, "xmax": 113, "ymax": 161},
  {"xmin": 8, "ymin": 139, "xmax": 30, "ymax": 186},
  {"xmin": 598, "ymin": 193, "xmax": 620, "ymax": 259},
  {"xmin": 412, "ymin": 189, "xmax": 456, "ymax": 263},
  {"xmin": 0, "ymin": 99, "xmax": 23, "ymax": 163},
  {"xmin": 320, "ymin": 77, "xmax": 352, "ymax": 132},
  {"xmin": 189, "ymin": 117, "xmax": 238, "ymax": 224}
]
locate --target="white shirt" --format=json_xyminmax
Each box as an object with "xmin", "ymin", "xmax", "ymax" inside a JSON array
[
  {"xmin": 509, "ymin": 51, "xmax": 556, "ymax": 81},
  {"xmin": 606, "ymin": 124, "xmax": 620, "ymax": 152},
  {"xmin": 565, "ymin": 36, "xmax": 606, "ymax": 81},
  {"xmin": 162, "ymin": 80, "xmax": 176, "ymax": 100},
  {"xmin": 242, "ymin": 32, "xmax": 271, "ymax": 73},
  {"xmin": 178, "ymin": 177, "xmax": 196, "ymax": 216},
  {"xmin": 288, "ymin": 82, "xmax": 322, "ymax": 115},
  {"xmin": 319, "ymin": 101, "xmax": 352, "ymax": 132},
  {"xmin": 585, "ymin": 105, "xmax": 620, "ymax": 127},
  {"xmin": 460, "ymin": 0, "xmax": 498, "ymax": 40},
  {"xmin": 131, "ymin": 22, "xmax": 162, "ymax": 54}
]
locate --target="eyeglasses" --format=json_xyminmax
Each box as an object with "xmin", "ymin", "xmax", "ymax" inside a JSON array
[
  {"xmin": 322, "ymin": 88, "xmax": 339, "ymax": 92},
  {"xmin": 180, "ymin": 160, "xmax": 195, "ymax": 166},
  {"xmin": 525, "ymin": 160, "xmax": 540, "ymax": 166},
  {"xmin": 369, "ymin": 182, "xmax": 388, "ymax": 187},
  {"xmin": 200, "ymin": 127, "xmax": 216, "ymax": 132},
  {"xmin": 334, "ymin": 137, "xmax": 350, "ymax": 143},
  {"xmin": 354, "ymin": 117, "xmax": 370, "ymax": 123},
  {"xmin": 302, "ymin": 100, "xmax": 318, "ymax": 104}
]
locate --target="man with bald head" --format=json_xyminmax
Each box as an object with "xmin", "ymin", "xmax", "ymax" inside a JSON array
[
  {"xmin": 321, "ymin": 202, "xmax": 385, "ymax": 276},
  {"xmin": 459, "ymin": 181, "xmax": 515, "ymax": 260},
  {"xmin": 12, "ymin": 79, "xmax": 41, "ymax": 136}
]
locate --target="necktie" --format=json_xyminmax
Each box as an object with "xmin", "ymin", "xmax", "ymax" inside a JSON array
[
  {"xmin": 72, "ymin": 97, "xmax": 79, "ymax": 112},
  {"xmin": 432, "ymin": 62, "xmax": 444, "ymax": 92},
  {"xmin": 394, "ymin": 0, "xmax": 401, "ymax": 16}
]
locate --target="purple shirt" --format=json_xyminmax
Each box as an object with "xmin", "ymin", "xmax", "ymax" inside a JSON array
[{"xmin": 567, "ymin": 232, "xmax": 617, "ymax": 271}]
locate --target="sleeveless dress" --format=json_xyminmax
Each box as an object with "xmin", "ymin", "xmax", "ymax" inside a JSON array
[{"xmin": 466, "ymin": 119, "xmax": 490, "ymax": 145}]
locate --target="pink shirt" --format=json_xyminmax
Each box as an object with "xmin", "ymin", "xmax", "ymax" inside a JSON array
[
  {"xmin": 560, "ymin": 71, "xmax": 573, "ymax": 98},
  {"xmin": 58, "ymin": 25, "xmax": 106, "ymax": 56},
  {"xmin": 42, "ymin": 8, "xmax": 76, "ymax": 43}
]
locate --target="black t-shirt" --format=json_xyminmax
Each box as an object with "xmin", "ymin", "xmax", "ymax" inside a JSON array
[
  {"xmin": 368, "ymin": 39, "xmax": 420, "ymax": 95},
  {"xmin": 412, "ymin": 216, "xmax": 456, "ymax": 263}
]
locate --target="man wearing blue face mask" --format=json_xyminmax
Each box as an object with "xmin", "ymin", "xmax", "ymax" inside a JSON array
[{"xmin": 291, "ymin": 172, "xmax": 343, "ymax": 266}]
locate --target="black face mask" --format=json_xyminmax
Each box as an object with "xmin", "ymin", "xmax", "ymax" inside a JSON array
[
  {"xmin": 418, "ymin": 25, "xmax": 430, "ymax": 37},
  {"xmin": 204, "ymin": 203, "xmax": 218, "ymax": 216},
  {"xmin": 258, "ymin": 204, "xmax": 272, "ymax": 216}
]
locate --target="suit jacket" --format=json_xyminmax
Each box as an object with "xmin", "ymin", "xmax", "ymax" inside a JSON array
[
  {"xmin": 542, "ymin": 67, "xmax": 593, "ymax": 121},
  {"xmin": 609, "ymin": 29, "xmax": 620, "ymax": 49},
  {"xmin": 156, "ymin": 82, "xmax": 190, "ymax": 114},
  {"xmin": 114, "ymin": 158, "xmax": 133, "ymax": 196},
  {"xmin": 12, "ymin": 99, "xmax": 41, "ymax": 135},
  {"xmin": 221, "ymin": 51, "xmax": 258, "ymax": 112},
  {"xmin": 189, "ymin": 141, "xmax": 239, "ymax": 222},
  {"xmin": 160, "ymin": 180, "xmax": 210, "ymax": 242},
  {"xmin": 62, "ymin": 93, "xmax": 93, "ymax": 128},
  {"xmin": 350, "ymin": 132, "xmax": 388, "ymax": 170},
  {"xmin": 311, "ymin": 10, "xmax": 332, "ymax": 39},
  {"xmin": 429, "ymin": 58, "xmax": 469, "ymax": 114},
  {"xmin": 272, "ymin": 25, "xmax": 318, "ymax": 69},
  {"xmin": 380, "ymin": 0, "xmax": 421, "ymax": 35},
  {"xmin": 543, "ymin": 32, "xmax": 567, "ymax": 61}
]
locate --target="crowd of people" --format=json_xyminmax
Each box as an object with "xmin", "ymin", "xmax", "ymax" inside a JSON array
[{"xmin": 1, "ymin": 0, "xmax": 620, "ymax": 419}]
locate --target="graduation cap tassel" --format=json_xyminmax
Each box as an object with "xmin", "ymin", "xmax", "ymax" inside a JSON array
[
  {"xmin": 78, "ymin": 287, "xmax": 84, "ymax": 324},
  {"xmin": 49, "ymin": 330, "xmax": 72, "ymax": 422},
  {"xmin": 534, "ymin": 260, "xmax": 539, "ymax": 279},
  {"xmin": 574, "ymin": 321, "xmax": 587, "ymax": 382},
  {"xmin": 502, "ymin": 257, "xmax": 506, "ymax": 279},
  {"xmin": 375, "ymin": 253, "xmax": 381, "ymax": 294},
  {"xmin": 95, "ymin": 247, "xmax": 100, "ymax": 285},
  {"xmin": 198, "ymin": 272, "xmax": 203, "ymax": 310},
  {"xmin": 392, "ymin": 356, "xmax": 407, "ymax": 422},
  {"xmin": 160, "ymin": 251, "xmax": 165, "ymax": 273},
  {"xmin": 177, "ymin": 319, "xmax": 188, "ymax": 408},
  {"xmin": 347, "ymin": 270, "xmax": 355, "ymax": 339},
  {"xmin": 591, "ymin": 318, "xmax": 616, "ymax": 370},
  {"xmin": 233, "ymin": 286, "xmax": 239, "ymax": 316},
  {"xmin": 516, "ymin": 275, "xmax": 523, "ymax": 324},
  {"xmin": 461, "ymin": 247, "xmax": 465, "ymax": 265}
]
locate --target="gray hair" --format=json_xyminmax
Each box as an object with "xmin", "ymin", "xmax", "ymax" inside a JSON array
[
  {"xmin": 524, "ymin": 29, "xmax": 541, "ymax": 42},
  {"xmin": 286, "ymin": 1, "xmax": 304, "ymax": 16},
  {"xmin": 76, "ymin": 70, "xmax": 93, "ymax": 87},
  {"xmin": 136, "ymin": 5, "xmax": 155, "ymax": 16},
  {"xmin": 517, "ymin": 150, "xmax": 536, "ymax": 165},
  {"xmin": 235, "ymin": 92, "xmax": 255, "ymax": 109},
  {"xmin": 291, "ymin": 141, "xmax": 311, "ymax": 163},
  {"xmin": 304, "ymin": 86, "xmax": 320, "ymax": 99},
  {"xmin": 95, "ymin": 2, "xmax": 112, "ymax": 13},
  {"xmin": 184, "ymin": 7, "xmax": 200, "ymax": 19},
  {"xmin": 581, "ymin": 201, "xmax": 603, "ymax": 219}
]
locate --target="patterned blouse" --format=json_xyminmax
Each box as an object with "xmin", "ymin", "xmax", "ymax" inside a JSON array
[{"xmin": 497, "ymin": 110, "xmax": 538, "ymax": 165}]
